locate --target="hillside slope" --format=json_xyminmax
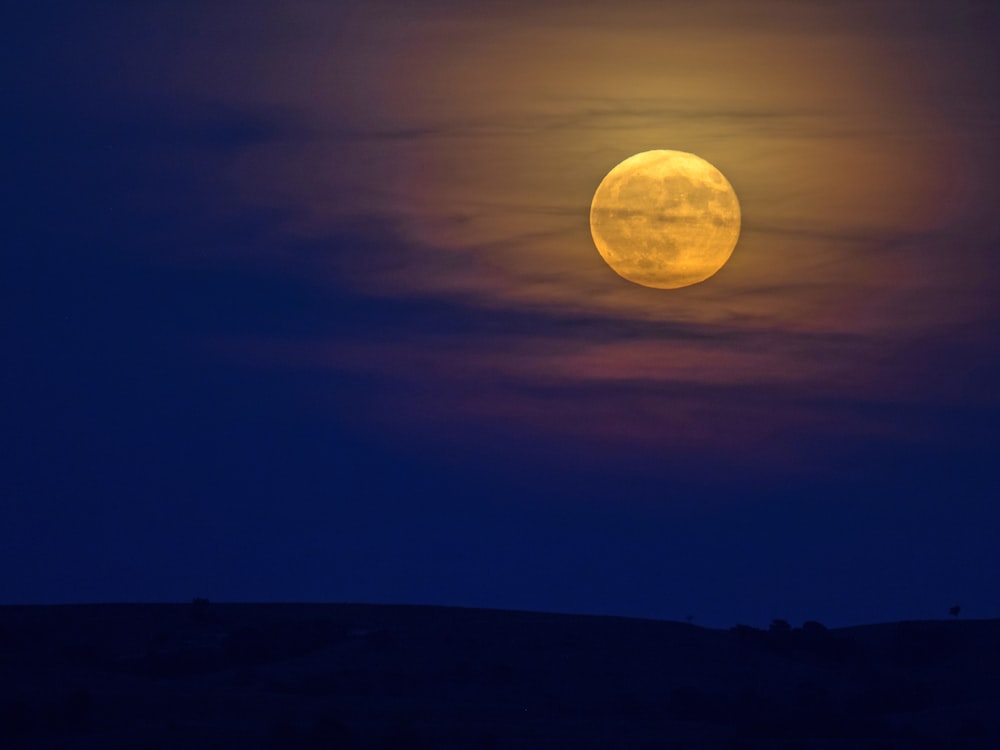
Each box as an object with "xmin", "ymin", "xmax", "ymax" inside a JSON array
[{"xmin": 1, "ymin": 603, "xmax": 997, "ymax": 748}]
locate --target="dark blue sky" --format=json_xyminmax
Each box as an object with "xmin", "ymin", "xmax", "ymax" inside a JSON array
[{"xmin": 3, "ymin": 1, "xmax": 999, "ymax": 627}]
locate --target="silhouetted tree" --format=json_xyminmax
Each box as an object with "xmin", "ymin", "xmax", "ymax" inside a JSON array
[{"xmin": 765, "ymin": 619, "xmax": 794, "ymax": 654}]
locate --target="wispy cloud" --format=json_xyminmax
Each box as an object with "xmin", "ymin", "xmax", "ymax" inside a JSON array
[{"xmin": 77, "ymin": 0, "xmax": 997, "ymax": 472}]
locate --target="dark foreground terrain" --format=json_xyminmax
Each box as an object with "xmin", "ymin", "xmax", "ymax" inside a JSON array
[{"xmin": 0, "ymin": 603, "xmax": 997, "ymax": 749}]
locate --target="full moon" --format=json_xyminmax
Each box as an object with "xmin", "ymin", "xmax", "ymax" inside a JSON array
[{"xmin": 590, "ymin": 150, "xmax": 741, "ymax": 289}]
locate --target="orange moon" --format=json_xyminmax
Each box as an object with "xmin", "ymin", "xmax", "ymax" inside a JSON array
[{"xmin": 590, "ymin": 150, "xmax": 741, "ymax": 289}]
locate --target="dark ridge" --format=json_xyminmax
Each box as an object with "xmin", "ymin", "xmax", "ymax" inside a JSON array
[{"xmin": 1, "ymin": 603, "xmax": 997, "ymax": 748}]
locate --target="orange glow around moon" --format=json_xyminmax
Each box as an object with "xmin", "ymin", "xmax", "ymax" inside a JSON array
[{"xmin": 590, "ymin": 150, "xmax": 741, "ymax": 289}]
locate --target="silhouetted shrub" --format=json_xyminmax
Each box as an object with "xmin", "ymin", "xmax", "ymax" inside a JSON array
[{"xmin": 769, "ymin": 619, "xmax": 791, "ymax": 634}]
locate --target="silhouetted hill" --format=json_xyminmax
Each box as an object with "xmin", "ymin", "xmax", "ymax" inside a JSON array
[{"xmin": 1, "ymin": 603, "xmax": 997, "ymax": 748}]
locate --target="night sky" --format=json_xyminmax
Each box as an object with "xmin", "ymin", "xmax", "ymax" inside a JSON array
[{"xmin": 4, "ymin": 1, "xmax": 999, "ymax": 628}]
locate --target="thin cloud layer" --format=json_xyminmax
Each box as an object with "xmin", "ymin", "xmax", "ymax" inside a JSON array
[{"xmin": 43, "ymin": 0, "xmax": 1000, "ymax": 472}]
